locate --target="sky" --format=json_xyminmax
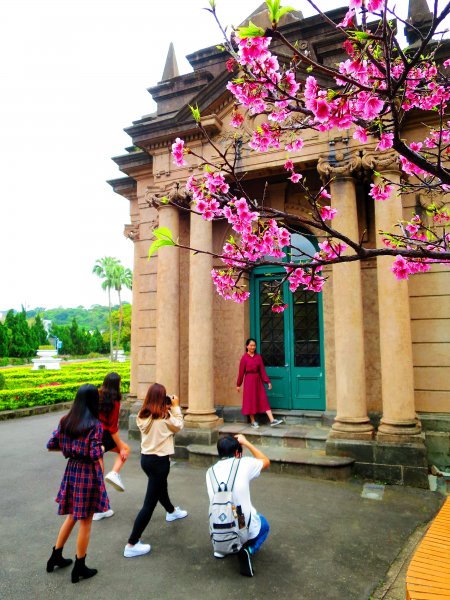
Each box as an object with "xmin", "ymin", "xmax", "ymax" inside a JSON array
[{"xmin": 0, "ymin": 0, "xmax": 420, "ymax": 312}]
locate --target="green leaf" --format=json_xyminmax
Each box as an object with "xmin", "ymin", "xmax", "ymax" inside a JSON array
[
  {"xmin": 306, "ymin": 65, "xmax": 313, "ymax": 73},
  {"xmin": 152, "ymin": 226, "xmax": 174, "ymax": 241},
  {"xmin": 160, "ymin": 196, "xmax": 169, "ymax": 205},
  {"xmin": 148, "ymin": 238, "xmax": 176, "ymax": 258},
  {"xmin": 216, "ymin": 45, "xmax": 225, "ymax": 51},
  {"xmin": 209, "ymin": 0, "xmax": 216, "ymax": 8},
  {"xmin": 277, "ymin": 6, "xmax": 296, "ymax": 20},
  {"xmin": 189, "ymin": 103, "xmax": 201, "ymax": 123},
  {"xmin": 237, "ymin": 21, "xmax": 265, "ymax": 38},
  {"xmin": 348, "ymin": 31, "xmax": 372, "ymax": 42}
]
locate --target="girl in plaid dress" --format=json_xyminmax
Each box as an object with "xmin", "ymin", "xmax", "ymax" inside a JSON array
[{"xmin": 46, "ymin": 384, "xmax": 109, "ymax": 583}]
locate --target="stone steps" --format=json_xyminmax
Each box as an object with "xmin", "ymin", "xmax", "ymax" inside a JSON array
[
  {"xmin": 218, "ymin": 422, "xmax": 330, "ymax": 450},
  {"xmin": 187, "ymin": 443, "xmax": 354, "ymax": 481}
]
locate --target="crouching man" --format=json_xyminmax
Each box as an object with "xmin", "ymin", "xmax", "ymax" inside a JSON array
[{"xmin": 206, "ymin": 433, "xmax": 270, "ymax": 577}]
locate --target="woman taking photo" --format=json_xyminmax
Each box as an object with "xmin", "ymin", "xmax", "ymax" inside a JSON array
[
  {"xmin": 46, "ymin": 384, "xmax": 109, "ymax": 583},
  {"xmin": 124, "ymin": 383, "xmax": 188, "ymax": 558},
  {"xmin": 236, "ymin": 338, "xmax": 283, "ymax": 429},
  {"xmin": 93, "ymin": 372, "xmax": 130, "ymax": 521}
]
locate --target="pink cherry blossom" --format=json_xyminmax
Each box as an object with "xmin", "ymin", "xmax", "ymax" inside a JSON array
[
  {"xmin": 391, "ymin": 255, "xmax": 411, "ymax": 280},
  {"xmin": 369, "ymin": 183, "xmax": 394, "ymax": 201},
  {"xmin": 171, "ymin": 137, "xmax": 186, "ymax": 167},
  {"xmin": 376, "ymin": 132, "xmax": 394, "ymax": 151},
  {"xmin": 290, "ymin": 172, "xmax": 302, "ymax": 183},
  {"xmin": 353, "ymin": 126, "xmax": 368, "ymax": 143},
  {"xmin": 320, "ymin": 206, "xmax": 337, "ymax": 220}
]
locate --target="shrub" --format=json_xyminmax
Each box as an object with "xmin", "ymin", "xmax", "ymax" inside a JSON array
[
  {"xmin": 0, "ymin": 373, "xmax": 5, "ymax": 390},
  {"xmin": 38, "ymin": 345, "xmax": 55, "ymax": 350}
]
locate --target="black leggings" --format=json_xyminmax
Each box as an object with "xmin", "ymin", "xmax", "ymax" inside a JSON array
[{"xmin": 128, "ymin": 454, "xmax": 175, "ymax": 545}]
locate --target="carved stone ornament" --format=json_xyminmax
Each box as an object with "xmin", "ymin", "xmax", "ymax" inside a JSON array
[
  {"xmin": 317, "ymin": 151, "xmax": 362, "ymax": 183},
  {"xmin": 124, "ymin": 223, "xmax": 140, "ymax": 241},
  {"xmin": 144, "ymin": 183, "xmax": 190, "ymax": 210},
  {"xmin": 362, "ymin": 149, "xmax": 400, "ymax": 173}
]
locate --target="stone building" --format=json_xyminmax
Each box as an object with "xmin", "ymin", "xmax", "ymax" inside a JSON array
[{"xmin": 109, "ymin": 2, "xmax": 450, "ymax": 486}]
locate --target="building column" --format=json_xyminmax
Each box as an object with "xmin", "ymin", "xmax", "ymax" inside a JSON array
[
  {"xmin": 318, "ymin": 153, "xmax": 373, "ymax": 438},
  {"xmin": 184, "ymin": 202, "xmax": 222, "ymax": 427},
  {"xmin": 362, "ymin": 151, "xmax": 421, "ymax": 440},
  {"xmin": 124, "ymin": 218, "xmax": 140, "ymax": 399},
  {"xmin": 155, "ymin": 204, "xmax": 180, "ymax": 396}
]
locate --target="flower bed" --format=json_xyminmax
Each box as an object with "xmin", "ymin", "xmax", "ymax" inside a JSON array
[{"xmin": 0, "ymin": 361, "xmax": 130, "ymax": 411}]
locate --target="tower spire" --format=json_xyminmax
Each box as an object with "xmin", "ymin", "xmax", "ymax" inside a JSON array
[
  {"xmin": 405, "ymin": 0, "xmax": 433, "ymax": 45},
  {"xmin": 161, "ymin": 42, "xmax": 179, "ymax": 82}
]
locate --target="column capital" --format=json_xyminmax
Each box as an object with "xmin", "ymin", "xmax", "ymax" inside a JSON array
[
  {"xmin": 362, "ymin": 149, "xmax": 400, "ymax": 175},
  {"xmin": 317, "ymin": 151, "xmax": 361, "ymax": 183},
  {"xmin": 123, "ymin": 223, "xmax": 140, "ymax": 241}
]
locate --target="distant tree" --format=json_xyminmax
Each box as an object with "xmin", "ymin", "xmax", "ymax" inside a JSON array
[
  {"xmin": 90, "ymin": 327, "xmax": 108, "ymax": 354},
  {"xmin": 31, "ymin": 314, "xmax": 48, "ymax": 346},
  {"xmin": 0, "ymin": 321, "xmax": 11, "ymax": 357},
  {"xmin": 6, "ymin": 309, "xmax": 38, "ymax": 357},
  {"xmin": 112, "ymin": 266, "xmax": 132, "ymax": 359},
  {"xmin": 93, "ymin": 256, "xmax": 120, "ymax": 361},
  {"xmin": 69, "ymin": 319, "xmax": 91, "ymax": 355},
  {"xmin": 111, "ymin": 303, "xmax": 131, "ymax": 352}
]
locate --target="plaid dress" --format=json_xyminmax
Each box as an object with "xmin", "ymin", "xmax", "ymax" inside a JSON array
[{"xmin": 47, "ymin": 421, "xmax": 110, "ymax": 520}]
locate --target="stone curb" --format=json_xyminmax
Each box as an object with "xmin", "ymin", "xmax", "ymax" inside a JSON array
[{"xmin": 0, "ymin": 402, "xmax": 72, "ymax": 421}]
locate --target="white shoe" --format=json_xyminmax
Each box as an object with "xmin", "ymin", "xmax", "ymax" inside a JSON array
[
  {"xmin": 270, "ymin": 418, "xmax": 284, "ymax": 427},
  {"xmin": 250, "ymin": 422, "xmax": 259, "ymax": 429},
  {"xmin": 105, "ymin": 471, "xmax": 125, "ymax": 492},
  {"xmin": 93, "ymin": 509, "xmax": 114, "ymax": 521},
  {"xmin": 214, "ymin": 552, "xmax": 226, "ymax": 559},
  {"xmin": 124, "ymin": 541, "xmax": 151, "ymax": 558},
  {"xmin": 166, "ymin": 507, "xmax": 188, "ymax": 522}
]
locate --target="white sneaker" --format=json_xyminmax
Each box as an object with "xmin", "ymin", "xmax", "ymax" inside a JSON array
[
  {"xmin": 105, "ymin": 471, "xmax": 125, "ymax": 492},
  {"xmin": 270, "ymin": 418, "xmax": 284, "ymax": 427},
  {"xmin": 93, "ymin": 509, "xmax": 114, "ymax": 521},
  {"xmin": 214, "ymin": 552, "xmax": 226, "ymax": 559},
  {"xmin": 250, "ymin": 422, "xmax": 259, "ymax": 429},
  {"xmin": 124, "ymin": 541, "xmax": 151, "ymax": 558},
  {"xmin": 166, "ymin": 507, "xmax": 188, "ymax": 522}
]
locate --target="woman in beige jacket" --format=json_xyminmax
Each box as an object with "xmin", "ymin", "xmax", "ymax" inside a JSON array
[{"xmin": 124, "ymin": 383, "xmax": 188, "ymax": 558}]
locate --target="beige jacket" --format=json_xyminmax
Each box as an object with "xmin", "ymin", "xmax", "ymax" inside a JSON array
[{"xmin": 136, "ymin": 408, "xmax": 184, "ymax": 456}]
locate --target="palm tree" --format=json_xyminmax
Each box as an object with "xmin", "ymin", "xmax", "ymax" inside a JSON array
[
  {"xmin": 93, "ymin": 257, "xmax": 120, "ymax": 361},
  {"xmin": 112, "ymin": 265, "xmax": 132, "ymax": 360}
]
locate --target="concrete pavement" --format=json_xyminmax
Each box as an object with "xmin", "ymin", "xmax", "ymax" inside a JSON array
[{"xmin": 0, "ymin": 411, "xmax": 443, "ymax": 600}]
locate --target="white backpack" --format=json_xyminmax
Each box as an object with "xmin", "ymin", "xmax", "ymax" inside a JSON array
[{"xmin": 208, "ymin": 458, "xmax": 247, "ymax": 555}]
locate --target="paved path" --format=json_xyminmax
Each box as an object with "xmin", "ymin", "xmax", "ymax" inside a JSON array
[{"xmin": 0, "ymin": 412, "xmax": 443, "ymax": 600}]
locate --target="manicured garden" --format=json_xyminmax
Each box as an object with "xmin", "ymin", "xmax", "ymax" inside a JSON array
[{"xmin": 0, "ymin": 360, "xmax": 130, "ymax": 411}]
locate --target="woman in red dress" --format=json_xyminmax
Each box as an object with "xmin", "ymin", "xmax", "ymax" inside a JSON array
[{"xmin": 236, "ymin": 338, "xmax": 284, "ymax": 428}]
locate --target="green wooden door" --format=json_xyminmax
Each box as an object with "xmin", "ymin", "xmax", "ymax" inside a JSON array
[{"xmin": 251, "ymin": 271, "xmax": 325, "ymax": 410}]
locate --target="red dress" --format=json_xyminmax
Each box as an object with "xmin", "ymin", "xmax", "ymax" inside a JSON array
[{"xmin": 237, "ymin": 353, "xmax": 271, "ymax": 415}]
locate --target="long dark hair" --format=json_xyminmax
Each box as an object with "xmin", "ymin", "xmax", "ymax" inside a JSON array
[
  {"xmin": 138, "ymin": 383, "xmax": 168, "ymax": 420},
  {"xmin": 60, "ymin": 384, "xmax": 99, "ymax": 438},
  {"xmin": 99, "ymin": 372, "xmax": 122, "ymax": 415}
]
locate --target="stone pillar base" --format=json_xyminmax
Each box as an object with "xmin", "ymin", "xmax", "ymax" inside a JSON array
[
  {"xmin": 377, "ymin": 417, "xmax": 422, "ymax": 442},
  {"xmin": 184, "ymin": 410, "xmax": 223, "ymax": 429},
  {"xmin": 331, "ymin": 417, "xmax": 374, "ymax": 439}
]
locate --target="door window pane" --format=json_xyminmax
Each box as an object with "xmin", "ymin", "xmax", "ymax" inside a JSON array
[
  {"xmin": 293, "ymin": 289, "xmax": 320, "ymax": 367},
  {"xmin": 259, "ymin": 281, "xmax": 285, "ymax": 366}
]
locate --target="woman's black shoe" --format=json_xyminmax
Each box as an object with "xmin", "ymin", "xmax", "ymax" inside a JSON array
[
  {"xmin": 71, "ymin": 555, "xmax": 98, "ymax": 583},
  {"xmin": 46, "ymin": 546, "xmax": 73, "ymax": 572}
]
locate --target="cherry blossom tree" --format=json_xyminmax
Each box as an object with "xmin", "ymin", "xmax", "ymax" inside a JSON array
[{"xmin": 151, "ymin": 0, "xmax": 450, "ymax": 310}]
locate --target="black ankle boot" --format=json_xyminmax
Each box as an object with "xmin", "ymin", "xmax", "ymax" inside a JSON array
[
  {"xmin": 71, "ymin": 555, "xmax": 98, "ymax": 583},
  {"xmin": 46, "ymin": 546, "xmax": 73, "ymax": 572}
]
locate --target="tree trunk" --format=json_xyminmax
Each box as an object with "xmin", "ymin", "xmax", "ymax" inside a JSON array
[
  {"xmin": 108, "ymin": 287, "xmax": 114, "ymax": 362},
  {"xmin": 116, "ymin": 289, "xmax": 123, "ymax": 362}
]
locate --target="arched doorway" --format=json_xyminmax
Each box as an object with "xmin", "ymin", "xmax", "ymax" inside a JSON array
[{"xmin": 249, "ymin": 231, "xmax": 325, "ymax": 410}]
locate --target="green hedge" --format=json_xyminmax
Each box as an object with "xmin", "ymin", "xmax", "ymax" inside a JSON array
[
  {"xmin": 0, "ymin": 379, "xmax": 130, "ymax": 411},
  {"xmin": 0, "ymin": 361, "xmax": 130, "ymax": 411}
]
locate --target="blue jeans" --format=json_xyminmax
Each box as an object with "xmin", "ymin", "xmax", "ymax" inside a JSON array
[{"xmin": 247, "ymin": 513, "xmax": 269, "ymax": 555}]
